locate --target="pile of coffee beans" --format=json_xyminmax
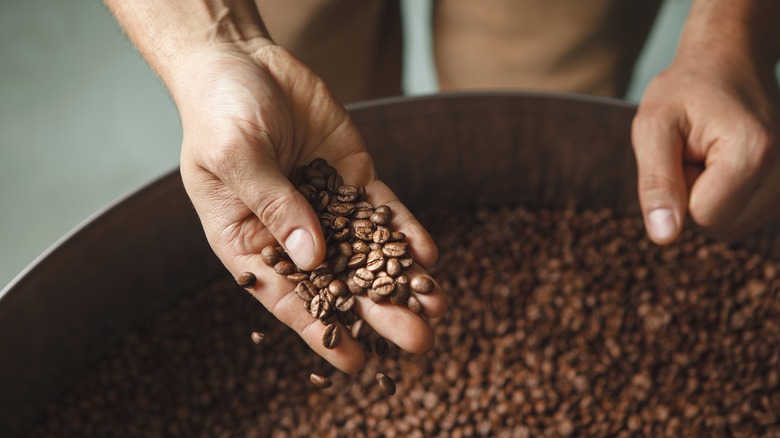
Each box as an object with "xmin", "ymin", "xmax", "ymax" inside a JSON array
[
  {"xmin": 252, "ymin": 159, "xmax": 431, "ymax": 355},
  {"xmin": 31, "ymin": 207, "xmax": 780, "ymax": 437}
]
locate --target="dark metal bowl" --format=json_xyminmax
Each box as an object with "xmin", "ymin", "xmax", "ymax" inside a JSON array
[{"xmin": 0, "ymin": 92, "xmax": 676, "ymax": 435}]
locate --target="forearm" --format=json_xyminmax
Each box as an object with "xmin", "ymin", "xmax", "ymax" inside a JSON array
[
  {"xmin": 104, "ymin": 0, "xmax": 272, "ymax": 86},
  {"xmin": 680, "ymin": 0, "xmax": 780, "ymax": 70}
]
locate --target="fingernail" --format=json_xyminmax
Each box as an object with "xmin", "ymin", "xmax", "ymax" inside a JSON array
[
  {"xmin": 647, "ymin": 208, "xmax": 677, "ymax": 242},
  {"xmin": 285, "ymin": 229, "xmax": 315, "ymax": 268}
]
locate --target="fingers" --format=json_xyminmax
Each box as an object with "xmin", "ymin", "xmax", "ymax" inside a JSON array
[
  {"xmin": 209, "ymin": 143, "xmax": 326, "ymax": 270},
  {"xmin": 631, "ymin": 106, "xmax": 689, "ymax": 245}
]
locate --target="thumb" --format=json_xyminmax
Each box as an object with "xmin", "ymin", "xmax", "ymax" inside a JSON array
[
  {"xmin": 631, "ymin": 107, "xmax": 689, "ymax": 245},
  {"xmin": 214, "ymin": 150, "xmax": 326, "ymax": 270}
]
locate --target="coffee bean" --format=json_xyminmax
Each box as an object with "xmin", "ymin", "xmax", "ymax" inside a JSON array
[
  {"xmin": 335, "ymin": 295, "xmax": 356, "ymax": 313},
  {"xmin": 322, "ymin": 323, "xmax": 342, "ymax": 349},
  {"xmin": 373, "ymin": 227, "xmax": 391, "ymax": 244},
  {"xmin": 399, "ymin": 257, "xmax": 415, "ymax": 269},
  {"xmin": 309, "ymin": 373, "xmax": 332, "ymax": 389},
  {"xmin": 337, "ymin": 185, "xmax": 359, "ymax": 203},
  {"xmin": 350, "ymin": 319, "xmax": 367, "ymax": 340},
  {"xmin": 274, "ymin": 261, "xmax": 297, "ymax": 276},
  {"xmin": 329, "ymin": 255, "xmax": 349, "ymax": 275},
  {"xmin": 237, "ymin": 272, "xmax": 257, "ymax": 289},
  {"xmin": 319, "ymin": 212, "xmax": 336, "ymax": 227},
  {"xmin": 410, "ymin": 275, "xmax": 434, "ymax": 294},
  {"xmin": 367, "ymin": 287, "xmax": 384, "ymax": 303},
  {"xmin": 390, "ymin": 274, "xmax": 410, "ymax": 305},
  {"xmin": 296, "ymin": 184, "xmax": 318, "ymax": 203},
  {"xmin": 327, "ymin": 279, "xmax": 348, "ymax": 297},
  {"xmin": 260, "ymin": 246, "xmax": 281, "ymax": 267},
  {"xmin": 332, "ymin": 227, "xmax": 352, "ymax": 242},
  {"xmin": 309, "ymin": 294, "xmax": 330, "ymax": 320},
  {"xmin": 346, "ymin": 275, "xmax": 366, "ymax": 295},
  {"xmin": 250, "ymin": 331, "xmax": 265, "ymax": 345},
  {"xmin": 375, "ymin": 339, "xmax": 389, "ymax": 357},
  {"xmin": 382, "ymin": 242, "xmax": 408, "ymax": 258},
  {"xmin": 373, "ymin": 205, "xmax": 391, "ymax": 215},
  {"xmin": 366, "ymin": 250, "xmax": 385, "ymax": 272},
  {"xmin": 295, "ymin": 281, "xmax": 317, "ymax": 302},
  {"xmin": 354, "ymin": 268, "xmax": 375, "ymax": 289},
  {"xmin": 312, "ymin": 272, "xmax": 334, "ymax": 289},
  {"xmin": 286, "ymin": 272, "xmax": 309, "ymax": 283},
  {"xmin": 376, "ymin": 373, "xmax": 397, "ymax": 396},
  {"xmin": 390, "ymin": 231, "xmax": 406, "ymax": 242},
  {"xmin": 302, "ymin": 166, "xmax": 326, "ymax": 180},
  {"xmin": 347, "ymin": 253, "xmax": 368, "ymax": 269},
  {"xmin": 309, "ymin": 177, "xmax": 327, "ymax": 191},
  {"xmin": 354, "ymin": 226, "xmax": 374, "ymax": 242},
  {"xmin": 336, "ymin": 241, "xmax": 353, "ymax": 257},
  {"xmin": 326, "ymin": 174, "xmax": 343, "ymax": 193},
  {"xmin": 331, "ymin": 216, "xmax": 349, "ymax": 230},
  {"xmin": 354, "ymin": 202, "xmax": 374, "ymax": 219},
  {"xmin": 350, "ymin": 219, "xmax": 374, "ymax": 231},
  {"xmin": 352, "ymin": 240, "xmax": 371, "ymax": 254},
  {"xmin": 369, "ymin": 242, "xmax": 383, "ymax": 251},
  {"xmin": 313, "ymin": 191, "xmax": 330, "ymax": 211},
  {"xmin": 386, "ymin": 258, "xmax": 402, "ymax": 277},
  {"xmin": 407, "ymin": 295, "xmax": 423, "ymax": 314},
  {"xmin": 337, "ymin": 309, "xmax": 357, "ymax": 326},
  {"xmin": 372, "ymin": 276, "xmax": 396, "ymax": 297},
  {"xmin": 370, "ymin": 211, "xmax": 390, "ymax": 226}
]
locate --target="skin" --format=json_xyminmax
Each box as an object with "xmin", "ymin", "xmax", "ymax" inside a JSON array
[
  {"xmin": 632, "ymin": 0, "xmax": 780, "ymax": 245},
  {"xmin": 103, "ymin": 0, "xmax": 780, "ymax": 369},
  {"xmin": 104, "ymin": 0, "xmax": 448, "ymax": 374}
]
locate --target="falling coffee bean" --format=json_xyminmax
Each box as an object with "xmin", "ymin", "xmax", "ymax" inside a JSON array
[
  {"xmin": 309, "ymin": 373, "xmax": 332, "ymax": 389},
  {"xmin": 376, "ymin": 372, "xmax": 397, "ymax": 396},
  {"xmin": 250, "ymin": 331, "xmax": 265, "ymax": 345}
]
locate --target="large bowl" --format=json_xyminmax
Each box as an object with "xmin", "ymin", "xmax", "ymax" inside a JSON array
[{"xmin": 0, "ymin": 92, "xmax": 747, "ymax": 436}]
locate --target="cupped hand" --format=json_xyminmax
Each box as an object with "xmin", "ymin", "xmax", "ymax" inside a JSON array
[
  {"xmin": 632, "ymin": 49, "xmax": 780, "ymax": 244},
  {"xmin": 170, "ymin": 43, "xmax": 448, "ymax": 373}
]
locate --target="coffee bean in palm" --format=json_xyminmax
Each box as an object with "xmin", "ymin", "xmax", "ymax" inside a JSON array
[
  {"xmin": 312, "ymin": 272, "xmax": 333, "ymax": 289},
  {"xmin": 372, "ymin": 276, "xmax": 396, "ymax": 297},
  {"xmin": 296, "ymin": 184, "xmax": 318, "ymax": 203},
  {"xmin": 410, "ymin": 275, "xmax": 434, "ymax": 294},
  {"xmin": 302, "ymin": 165, "xmax": 325, "ymax": 180},
  {"xmin": 335, "ymin": 295, "xmax": 356, "ymax": 313},
  {"xmin": 390, "ymin": 231, "xmax": 406, "ymax": 242},
  {"xmin": 347, "ymin": 253, "xmax": 367, "ymax": 269},
  {"xmin": 390, "ymin": 274, "xmax": 410, "ymax": 305},
  {"xmin": 365, "ymin": 250, "xmax": 385, "ymax": 272},
  {"xmin": 385, "ymin": 258, "xmax": 402, "ymax": 277},
  {"xmin": 407, "ymin": 295, "xmax": 423, "ymax": 314},
  {"xmin": 319, "ymin": 212, "xmax": 336, "ymax": 227},
  {"xmin": 354, "ymin": 202, "xmax": 374, "ymax": 219},
  {"xmin": 370, "ymin": 211, "xmax": 390, "ymax": 226},
  {"xmin": 295, "ymin": 281, "xmax": 316, "ymax": 302},
  {"xmin": 399, "ymin": 257, "xmax": 414, "ymax": 269},
  {"xmin": 274, "ymin": 261, "xmax": 297, "ymax": 276},
  {"xmin": 376, "ymin": 373, "xmax": 397, "ymax": 396},
  {"xmin": 350, "ymin": 319, "xmax": 367, "ymax": 340},
  {"xmin": 382, "ymin": 242, "xmax": 408, "ymax": 258},
  {"xmin": 373, "ymin": 226, "xmax": 391, "ymax": 244},
  {"xmin": 331, "ymin": 216, "xmax": 349, "ymax": 230},
  {"xmin": 330, "ymin": 255, "xmax": 348, "ymax": 275},
  {"xmin": 336, "ymin": 241, "xmax": 353, "ymax": 257},
  {"xmin": 332, "ymin": 227, "xmax": 351, "ymax": 242},
  {"xmin": 260, "ymin": 246, "xmax": 281, "ymax": 267},
  {"xmin": 286, "ymin": 272, "xmax": 309, "ymax": 283},
  {"xmin": 326, "ymin": 174, "xmax": 343, "ymax": 193},
  {"xmin": 309, "ymin": 294, "xmax": 330, "ymax": 320},
  {"xmin": 352, "ymin": 240, "xmax": 371, "ymax": 254},
  {"xmin": 350, "ymin": 219, "xmax": 374, "ymax": 231},
  {"xmin": 327, "ymin": 279, "xmax": 348, "ymax": 297},
  {"xmin": 353, "ymin": 268, "xmax": 375, "ymax": 288},
  {"xmin": 322, "ymin": 323, "xmax": 341, "ymax": 349},
  {"xmin": 336, "ymin": 185, "xmax": 359, "ymax": 203},
  {"xmin": 250, "ymin": 331, "xmax": 265, "ymax": 345},
  {"xmin": 237, "ymin": 272, "xmax": 257, "ymax": 289},
  {"xmin": 309, "ymin": 373, "xmax": 332, "ymax": 389},
  {"xmin": 313, "ymin": 191, "xmax": 330, "ymax": 211},
  {"xmin": 327, "ymin": 202, "xmax": 354, "ymax": 216},
  {"xmin": 367, "ymin": 287, "xmax": 384, "ymax": 304},
  {"xmin": 346, "ymin": 275, "xmax": 366, "ymax": 295},
  {"xmin": 354, "ymin": 226, "xmax": 374, "ymax": 242}
]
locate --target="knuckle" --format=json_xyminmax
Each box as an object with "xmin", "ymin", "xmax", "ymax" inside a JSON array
[
  {"xmin": 256, "ymin": 188, "xmax": 296, "ymax": 231},
  {"xmin": 639, "ymin": 172, "xmax": 677, "ymax": 199}
]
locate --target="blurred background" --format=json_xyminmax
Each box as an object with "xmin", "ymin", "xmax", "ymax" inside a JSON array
[{"xmin": 0, "ymin": 0, "xmax": 692, "ymax": 289}]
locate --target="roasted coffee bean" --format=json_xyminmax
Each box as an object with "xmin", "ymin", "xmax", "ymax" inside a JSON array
[
  {"xmin": 250, "ymin": 331, "xmax": 265, "ymax": 345},
  {"xmin": 321, "ymin": 288, "xmax": 337, "ymax": 307},
  {"xmin": 337, "ymin": 310, "xmax": 357, "ymax": 326},
  {"xmin": 309, "ymin": 373, "xmax": 332, "ymax": 389},
  {"xmin": 385, "ymin": 258, "xmax": 402, "ymax": 277},
  {"xmin": 410, "ymin": 275, "xmax": 434, "ymax": 294},
  {"xmin": 335, "ymin": 295, "xmax": 356, "ymax": 313},
  {"xmin": 407, "ymin": 295, "xmax": 423, "ymax": 314},
  {"xmin": 261, "ymin": 246, "xmax": 281, "ymax": 267},
  {"xmin": 324, "ymin": 245, "xmax": 337, "ymax": 260},
  {"xmin": 354, "ymin": 226, "xmax": 374, "ymax": 242},
  {"xmin": 326, "ymin": 174, "xmax": 343, "ymax": 193},
  {"xmin": 347, "ymin": 253, "xmax": 367, "ymax": 269},
  {"xmin": 346, "ymin": 275, "xmax": 366, "ymax": 295},
  {"xmin": 296, "ymin": 184, "xmax": 318, "ymax": 203},
  {"xmin": 390, "ymin": 274, "xmax": 410, "ymax": 305},
  {"xmin": 329, "ymin": 255, "xmax": 348, "ymax": 275},
  {"xmin": 353, "ymin": 268, "xmax": 375, "ymax": 288},
  {"xmin": 274, "ymin": 261, "xmax": 297, "ymax": 276},
  {"xmin": 352, "ymin": 240, "xmax": 371, "ymax": 254},
  {"xmin": 302, "ymin": 166, "xmax": 326, "ymax": 180},
  {"xmin": 331, "ymin": 216, "xmax": 349, "ymax": 230},
  {"xmin": 295, "ymin": 281, "xmax": 317, "ymax": 302},
  {"xmin": 237, "ymin": 272, "xmax": 257, "ymax": 289},
  {"xmin": 369, "ymin": 242, "xmax": 383, "ymax": 251},
  {"xmin": 337, "ymin": 185, "xmax": 359, "ymax": 203},
  {"xmin": 308, "ymin": 157, "xmax": 328, "ymax": 169},
  {"xmin": 350, "ymin": 319, "xmax": 367, "ymax": 340},
  {"xmin": 373, "ymin": 226, "xmax": 391, "ymax": 244},
  {"xmin": 390, "ymin": 231, "xmax": 406, "ymax": 242},
  {"xmin": 382, "ymin": 242, "xmax": 408, "ymax": 258},
  {"xmin": 350, "ymin": 219, "xmax": 374, "ymax": 231},
  {"xmin": 286, "ymin": 272, "xmax": 309, "ymax": 284},
  {"xmin": 332, "ymin": 227, "xmax": 351, "ymax": 242},
  {"xmin": 322, "ymin": 323, "xmax": 341, "ymax": 349},
  {"xmin": 354, "ymin": 201, "xmax": 374, "ymax": 219},
  {"xmin": 376, "ymin": 373, "xmax": 397, "ymax": 396},
  {"xmin": 328, "ymin": 279, "xmax": 348, "ymax": 297},
  {"xmin": 375, "ymin": 339, "xmax": 389, "ymax": 357},
  {"xmin": 312, "ymin": 272, "xmax": 334, "ymax": 289},
  {"xmin": 399, "ymin": 257, "xmax": 414, "ymax": 269},
  {"xmin": 309, "ymin": 295, "xmax": 330, "ymax": 320},
  {"xmin": 319, "ymin": 212, "xmax": 336, "ymax": 227},
  {"xmin": 367, "ymin": 287, "xmax": 384, "ymax": 303},
  {"xmin": 309, "ymin": 177, "xmax": 327, "ymax": 191},
  {"xmin": 369, "ymin": 211, "xmax": 390, "ymax": 226},
  {"xmin": 313, "ymin": 191, "xmax": 330, "ymax": 211},
  {"xmin": 327, "ymin": 202, "xmax": 355, "ymax": 216},
  {"xmin": 366, "ymin": 250, "xmax": 385, "ymax": 272},
  {"xmin": 336, "ymin": 241, "xmax": 353, "ymax": 257},
  {"xmin": 372, "ymin": 276, "xmax": 396, "ymax": 297}
]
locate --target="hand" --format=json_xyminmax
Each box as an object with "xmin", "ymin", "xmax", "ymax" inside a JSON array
[
  {"xmin": 171, "ymin": 43, "xmax": 449, "ymax": 373},
  {"xmin": 632, "ymin": 48, "xmax": 780, "ymax": 244}
]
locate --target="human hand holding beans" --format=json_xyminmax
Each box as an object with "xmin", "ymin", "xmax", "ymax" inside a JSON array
[{"xmin": 171, "ymin": 44, "xmax": 448, "ymax": 373}]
